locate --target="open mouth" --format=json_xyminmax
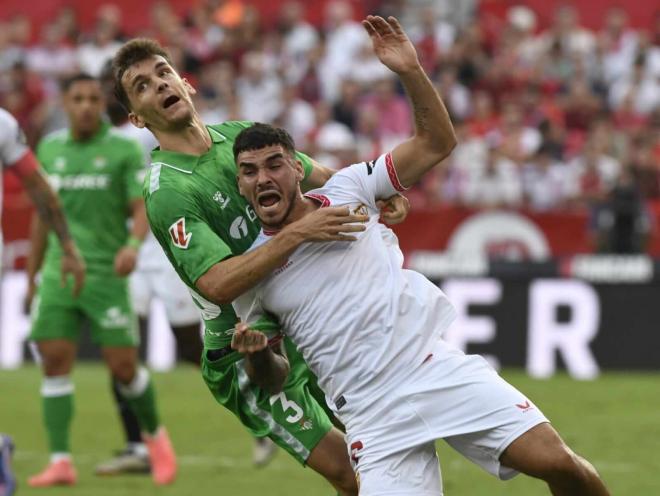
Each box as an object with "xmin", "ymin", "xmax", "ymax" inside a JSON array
[
  {"xmin": 257, "ymin": 191, "xmax": 282, "ymax": 210},
  {"xmin": 163, "ymin": 95, "xmax": 180, "ymax": 109}
]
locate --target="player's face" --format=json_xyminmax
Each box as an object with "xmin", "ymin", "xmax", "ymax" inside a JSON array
[
  {"xmin": 236, "ymin": 144, "xmax": 305, "ymax": 228},
  {"xmin": 122, "ymin": 55, "xmax": 196, "ymax": 132},
  {"xmin": 63, "ymin": 80, "xmax": 105, "ymax": 136}
]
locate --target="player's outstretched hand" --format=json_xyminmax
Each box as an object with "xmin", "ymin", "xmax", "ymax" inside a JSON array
[
  {"xmin": 61, "ymin": 242, "xmax": 86, "ymax": 297},
  {"xmin": 114, "ymin": 246, "xmax": 138, "ymax": 277},
  {"xmin": 362, "ymin": 15, "xmax": 419, "ymax": 75},
  {"xmin": 377, "ymin": 193, "xmax": 410, "ymax": 225},
  {"xmin": 231, "ymin": 322, "xmax": 268, "ymax": 354},
  {"xmin": 286, "ymin": 206, "xmax": 368, "ymax": 242}
]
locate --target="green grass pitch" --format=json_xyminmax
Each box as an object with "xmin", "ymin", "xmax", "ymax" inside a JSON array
[{"xmin": 1, "ymin": 364, "xmax": 658, "ymax": 495}]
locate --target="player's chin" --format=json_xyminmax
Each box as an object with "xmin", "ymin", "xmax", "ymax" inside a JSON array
[{"xmin": 256, "ymin": 203, "xmax": 287, "ymax": 228}]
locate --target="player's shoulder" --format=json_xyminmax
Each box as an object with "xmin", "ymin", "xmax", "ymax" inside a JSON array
[
  {"xmin": 208, "ymin": 121, "xmax": 254, "ymax": 141},
  {"xmin": 0, "ymin": 108, "xmax": 18, "ymax": 129},
  {"xmin": 39, "ymin": 128, "xmax": 68, "ymax": 146}
]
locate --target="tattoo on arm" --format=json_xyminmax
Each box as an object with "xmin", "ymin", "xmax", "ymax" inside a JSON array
[
  {"xmin": 25, "ymin": 175, "xmax": 72, "ymax": 245},
  {"xmin": 413, "ymin": 102, "xmax": 431, "ymax": 132}
]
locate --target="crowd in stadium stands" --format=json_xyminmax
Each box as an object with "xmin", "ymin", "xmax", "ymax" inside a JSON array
[{"xmin": 0, "ymin": 0, "xmax": 658, "ymax": 218}]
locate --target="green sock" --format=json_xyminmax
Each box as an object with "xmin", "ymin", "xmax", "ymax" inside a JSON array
[
  {"xmin": 119, "ymin": 367, "xmax": 160, "ymax": 435},
  {"xmin": 41, "ymin": 376, "xmax": 74, "ymax": 453}
]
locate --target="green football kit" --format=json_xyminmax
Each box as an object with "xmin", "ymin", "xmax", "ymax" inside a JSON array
[
  {"xmin": 30, "ymin": 122, "xmax": 143, "ymax": 347},
  {"xmin": 29, "ymin": 122, "xmax": 163, "ymax": 457},
  {"xmin": 144, "ymin": 121, "xmax": 333, "ymax": 464}
]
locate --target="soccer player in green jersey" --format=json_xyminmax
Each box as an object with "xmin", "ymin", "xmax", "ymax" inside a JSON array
[
  {"xmin": 112, "ymin": 38, "xmax": 407, "ymax": 495},
  {"xmin": 26, "ymin": 74, "xmax": 176, "ymax": 488}
]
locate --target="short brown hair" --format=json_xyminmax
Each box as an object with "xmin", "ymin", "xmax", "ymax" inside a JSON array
[{"xmin": 112, "ymin": 38, "xmax": 171, "ymax": 111}]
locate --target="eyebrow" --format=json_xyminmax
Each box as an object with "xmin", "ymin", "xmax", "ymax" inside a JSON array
[{"xmin": 239, "ymin": 152, "xmax": 285, "ymax": 168}]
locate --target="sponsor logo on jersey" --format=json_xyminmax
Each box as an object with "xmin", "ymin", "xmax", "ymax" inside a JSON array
[
  {"xmin": 515, "ymin": 400, "xmax": 534, "ymax": 413},
  {"xmin": 364, "ymin": 160, "xmax": 376, "ymax": 175},
  {"xmin": 230, "ymin": 216, "xmax": 249, "ymax": 239},
  {"xmin": 213, "ymin": 191, "xmax": 231, "ymax": 209},
  {"xmin": 169, "ymin": 217, "xmax": 192, "ymax": 249},
  {"xmin": 48, "ymin": 174, "xmax": 110, "ymax": 191},
  {"xmin": 274, "ymin": 259, "xmax": 293, "ymax": 276},
  {"xmin": 352, "ymin": 203, "xmax": 368, "ymax": 216}
]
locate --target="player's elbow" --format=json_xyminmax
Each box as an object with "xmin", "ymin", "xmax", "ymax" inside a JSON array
[
  {"xmin": 196, "ymin": 277, "xmax": 234, "ymax": 306},
  {"xmin": 426, "ymin": 132, "xmax": 457, "ymax": 162}
]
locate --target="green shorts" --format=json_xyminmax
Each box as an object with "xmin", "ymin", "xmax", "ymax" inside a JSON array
[
  {"xmin": 29, "ymin": 272, "xmax": 139, "ymax": 347},
  {"xmin": 201, "ymin": 336, "xmax": 334, "ymax": 465}
]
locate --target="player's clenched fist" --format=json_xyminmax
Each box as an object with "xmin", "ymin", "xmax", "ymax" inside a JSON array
[
  {"xmin": 231, "ymin": 322, "xmax": 269, "ymax": 354},
  {"xmin": 285, "ymin": 206, "xmax": 368, "ymax": 243}
]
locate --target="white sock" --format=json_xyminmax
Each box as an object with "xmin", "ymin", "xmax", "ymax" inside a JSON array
[{"xmin": 50, "ymin": 452, "xmax": 72, "ymax": 463}]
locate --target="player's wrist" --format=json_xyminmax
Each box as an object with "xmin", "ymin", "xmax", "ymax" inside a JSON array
[{"xmin": 125, "ymin": 235, "xmax": 142, "ymax": 250}]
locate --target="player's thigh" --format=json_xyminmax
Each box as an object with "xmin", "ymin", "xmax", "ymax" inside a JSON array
[
  {"xmin": 152, "ymin": 268, "xmax": 199, "ymax": 327},
  {"xmin": 306, "ymin": 427, "xmax": 355, "ymax": 490},
  {"xmin": 29, "ymin": 276, "xmax": 82, "ymax": 345},
  {"xmin": 128, "ymin": 270, "xmax": 152, "ymax": 319},
  {"xmin": 201, "ymin": 350, "xmax": 334, "ymax": 465},
  {"xmin": 499, "ymin": 422, "xmax": 574, "ymax": 479},
  {"xmin": 83, "ymin": 273, "xmax": 140, "ymax": 348},
  {"xmin": 357, "ymin": 441, "xmax": 443, "ymax": 496}
]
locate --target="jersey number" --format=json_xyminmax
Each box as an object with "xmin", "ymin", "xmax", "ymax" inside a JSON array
[{"xmin": 269, "ymin": 392, "xmax": 303, "ymax": 423}]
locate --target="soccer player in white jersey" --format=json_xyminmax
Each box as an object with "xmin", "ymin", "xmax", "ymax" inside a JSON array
[{"xmin": 231, "ymin": 16, "xmax": 610, "ymax": 496}]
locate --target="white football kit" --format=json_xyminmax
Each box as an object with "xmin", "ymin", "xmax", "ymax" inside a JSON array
[
  {"xmin": 0, "ymin": 108, "xmax": 33, "ymax": 261},
  {"xmin": 234, "ymin": 152, "xmax": 548, "ymax": 495},
  {"xmin": 113, "ymin": 123, "xmax": 198, "ymax": 326}
]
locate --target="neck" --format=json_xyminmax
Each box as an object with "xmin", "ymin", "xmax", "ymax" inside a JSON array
[
  {"xmin": 154, "ymin": 113, "xmax": 211, "ymax": 155},
  {"xmin": 71, "ymin": 123, "xmax": 101, "ymax": 141},
  {"xmin": 263, "ymin": 194, "xmax": 318, "ymax": 232}
]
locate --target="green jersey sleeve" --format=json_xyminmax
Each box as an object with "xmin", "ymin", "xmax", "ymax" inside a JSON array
[
  {"xmin": 296, "ymin": 151, "xmax": 313, "ymax": 179},
  {"xmin": 124, "ymin": 139, "xmax": 145, "ymax": 201},
  {"xmin": 146, "ymin": 187, "xmax": 233, "ymax": 285}
]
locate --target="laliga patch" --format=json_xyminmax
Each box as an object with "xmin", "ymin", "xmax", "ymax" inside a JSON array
[{"xmin": 169, "ymin": 217, "xmax": 192, "ymax": 249}]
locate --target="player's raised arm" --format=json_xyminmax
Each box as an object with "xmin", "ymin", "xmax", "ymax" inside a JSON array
[{"xmin": 363, "ymin": 15, "xmax": 456, "ymax": 187}]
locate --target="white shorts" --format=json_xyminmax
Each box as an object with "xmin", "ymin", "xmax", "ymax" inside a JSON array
[
  {"xmin": 129, "ymin": 267, "xmax": 199, "ymax": 326},
  {"xmin": 346, "ymin": 339, "xmax": 548, "ymax": 496}
]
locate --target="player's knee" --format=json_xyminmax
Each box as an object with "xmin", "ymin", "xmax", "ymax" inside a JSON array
[
  {"xmin": 539, "ymin": 445, "xmax": 593, "ymax": 485},
  {"xmin": 110, "ymin": 360, "xmax": 137, "ymax": 384}
]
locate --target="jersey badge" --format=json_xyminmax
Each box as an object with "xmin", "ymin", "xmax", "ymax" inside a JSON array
[
  {"xmin": 169, "ymin": 217, "xmax": 192, "ymax": 249},
  {"xmin": 213, "ymin": 191, "xmax": 231, "ymax": 209},
  {"xmin": 352, "ymin": 203, "xmax": 368, "ymax": 216},
  {"xmin": 93, "ymin": 156, "xmax": 107, "ymax": 169},
  {"xmin": 54, "ymin": 157, "xmax": 67, "ymax": 171}
]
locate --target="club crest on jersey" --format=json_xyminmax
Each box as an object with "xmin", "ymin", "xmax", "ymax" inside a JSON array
[
  {"xmin": 213, "ymin": 191, "xmax": 230, "ymax": 209},
  {"xmin": 169, "ymin": 217, "xmax": 192, "ymax": 249}
]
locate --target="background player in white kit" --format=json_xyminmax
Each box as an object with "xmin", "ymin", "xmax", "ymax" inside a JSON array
[{"xmin": 230, "ymin": 16, "xmax": 610, "ymax": 496}]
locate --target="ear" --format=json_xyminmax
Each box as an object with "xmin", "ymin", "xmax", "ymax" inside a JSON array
[
  {"xmin": 182, "ymin": 78, "xmax": 197, "ymax": 96},
  {"xmin": 294, "ymin": 159, "xmax": 305, "ymax": 182},
  {"xmin": 128, "ymin": 111, "xmax": 146, "ymax": 129}
]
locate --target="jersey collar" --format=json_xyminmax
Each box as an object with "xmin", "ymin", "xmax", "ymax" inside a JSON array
[
  {"xmin": 150, "ymin": 125, "xmax": 227, "ymax": 173},
  {"xmin": 66, "ymin": 121, "xmax": 111, "ymax": 143}
]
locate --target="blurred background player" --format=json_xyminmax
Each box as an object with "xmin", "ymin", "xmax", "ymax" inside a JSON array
[
  {"xmin": 96, "ymin": 63, "xmax": 275, "ymax": 474},
  {"xmin": 24, "ymin": 73, "xmax": 176, "ymax": 487},
  {"xmin": 0, "ymin": 434, "xmax": 15, "ymax": 496}
]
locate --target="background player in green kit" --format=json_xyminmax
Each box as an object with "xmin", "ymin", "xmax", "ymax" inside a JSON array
[
  {"xmin": 112, "ymin": 39, "xmax": 408, "ymax": 495},
  {"xmin": 25, "ymin": 73, "xmax": 176, "ymax": 488}
]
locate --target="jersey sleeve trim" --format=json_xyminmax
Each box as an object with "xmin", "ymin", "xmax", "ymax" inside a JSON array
[
  {"xmin": 304, "ymin": 193, "xmax": 331, "ymax": 207},
  {"xmin": 385, "ymin": 152, "xmax": 408, "ymax": 192},
  {"xmin": 7, "ymin": 150, "xmax": 39, "ymax": 177}
]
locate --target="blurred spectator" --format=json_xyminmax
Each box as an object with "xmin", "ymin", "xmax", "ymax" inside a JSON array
[
  {"xmin": 276, "ymin": 85, "xmax": 315, "ymax": 149},
  {"xmin": 600, "ymin": 6, "xmax": 639, "ymax": 84},
  {"xmin": 566, "ymin": 139, "xmax": 621, "ymax": 207},
  {"xmin": 332, "ymin": 79, "xmax": 361, "ymax": 131},
  {"xmin": 609, "ymin": 55, "xmax": 660, "ymax": 116},
  {"xmin": 309, "ymin": 101, "xmax": 356, "ymax": 169},
  {"xmin": 461, "ymin": 145, "xmax": 523, "ymax": 208},
  {"xmin": 522, "ymin": 145, "xmax": 571, "ymax": 211},
  {"xmin": 537, "ymin": 5, "xmax": 595, "ymax": 60},
  {"xmin": 236, "ymin": 50, "xmax": 283, "ymax": 122},
  {"xmin": 407, "ymin": 5, "xmax": 456, "ymax": 74},
  {"xmin": 487, "ymin": 101, "xmax": 541, "ymax": 164},
  {"xmin": 26, "ymin": 23, "xmax": 78, "ymax": 88},
  {"xmin": 436, "ymin": 65, "xmax": 471, "ymax": 120},
  {"xmin": 595, "ymin": 165, "xmax": 650, "ymax": 253},
  {"xmin": 358, "ymin": 76, "xmax": 411, "ymax": 146},
  {"xmin": 77, "ymin": 15, "xmax": 123, "ymax": 76}
]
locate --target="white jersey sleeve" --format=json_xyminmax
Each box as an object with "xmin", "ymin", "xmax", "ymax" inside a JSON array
[
  {"xmin": 324, "ymin": 152, "xmax": 407, "ymax": 209},
  {"xmin": 0, "ymin": 108, "xmax": 29, "ymax": 168},
  {"xmin": 233, "ymin": 289, "xmax": 266, "ymax": 326}
]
